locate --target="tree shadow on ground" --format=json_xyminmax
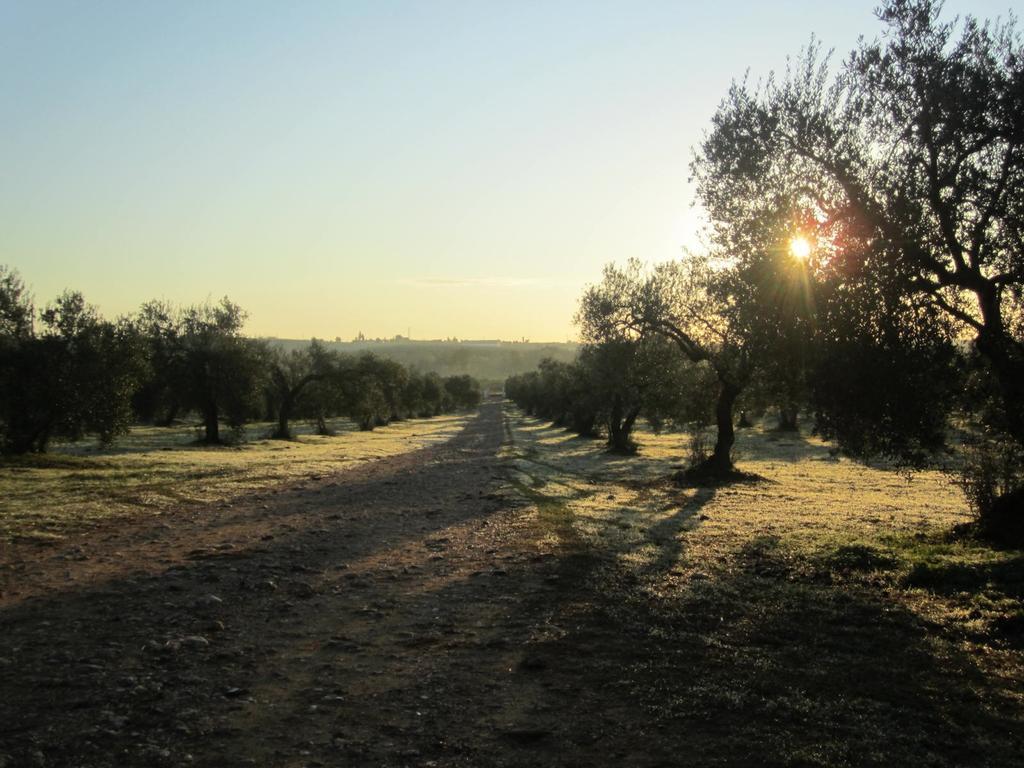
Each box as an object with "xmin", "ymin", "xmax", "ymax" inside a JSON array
[
  {"xmin": 0, "ymin": 404, "xmax": 510, "ymax": 766},
  {"xmin": 522, "ymin": 521, "xmax": 1024, "ymax": 767},
  {"xmin": 635, "ymin": 487, "xmax": 716, "ymax": 577},
  {"xmin": 734, "ymin": 427, "xmax": 835, "ymax": 464}
]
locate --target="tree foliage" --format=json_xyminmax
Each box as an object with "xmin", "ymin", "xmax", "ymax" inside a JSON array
[
  {"xmin": 688, "ymin": 0, "xmax": 1023, "ymax": 527},
  {"xmin": 0, "ymin": 276, "xmax": 145, "ymax": 453},
  {"xmin": 506, "ymin": 334, "xmax": 693, "ymax": 454},
  {"xmin": 576, "ymin": 256, "xmax": 760, "ymax": 472},
  {"xmin": 694, "ymin": 0, "xmax": 1023, "ymax": 454},
  {"xmin": 0, "ymin": 269, "xmax": 486, "ymax": 454},
  {"xmin": 175, "ymin": 299, "xmax": 266, "ymax": 444},
  {"xmin": 0, "ymin": 265, "xmax": 33, "ymax": 341},
  {"xmin": 266, "ymin": 339, "xmax": 336, "ymax": 439}
]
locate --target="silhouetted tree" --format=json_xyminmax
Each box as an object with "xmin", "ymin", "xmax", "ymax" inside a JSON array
[
  {"xmin": 348, "ymin": 353, "xmax": 407, "ymax": 425},
  {"xmin": 443, "ymin": 374, "xmax": 482, "ymax": 411},
  {"xmin": 0, "ymin": 265, "xmax": 33, "ymax": 341},
  {"xmin": 0, "ymin": 267, "xmax": 39, "ymax": 452},
  {"xmin": 402, "ymin": 371, "xmax": 428, "ymax": 419},
  {"xmin": 349, "ymin": 377, "xmax": 389, "ymax": 431},
  {"xmin": 300, "ymin": 352, "xmax": 353, "ymax": 435},
  {"xmin": 506, "ymin": 338, "xmax": 690, "ymax": 453},
  {"xmin": 810, "ymin": 284, "xmax": 959, "ymax": 462},
  {"xmin": 694, "ymin": 0, "xmax": 1023, "ymax": 524},
  {"xmin": 133, "ymin": 300, "xmax": 186, "ymax": 425},
  {"xmin": 178, "ymin": 299, "xmax": 265, "ymax": 444},
  {"xmin": 505, "ymin": 370, "xmax": 542, "ymax": 416},
  {"xmin": 0, "ymin": 283, "xmax": 145, "ymax": 453},
  {"xmin": 337, "ymin": 354, "xmax": 386, "ymax": 430},
  {"xmin": 267, "ymin": 339, "xmax": 336, "ymax": 439},
  {"xmin": 421, "ymin": 372, "xmax": 450, "ymax": 416},
  {"xmin": 505, "ymin": 361, "xmax": 593, "ymax": 433},
  {"xmin": 527, "ymin": 358, "xmax": 599, "ymax": 434},
  {"xmin": 578, "ymin": 257, "xmax": 761, "ymax": 475},
  {"xmin": 576, "ymin": 336, "xmax": 689, "ymax": 453}
]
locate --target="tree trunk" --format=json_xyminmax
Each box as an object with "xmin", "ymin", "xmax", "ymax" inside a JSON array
[
  {"xmin": 270, "ymin": 374, "xmax": 321, "ymax": 441},
  {"xmin": 976, "ymin": 290, "xmax": 1024, "ymax": 445},
  {"xmin": 583, "ymin": 413, "xmax": 600, "ymax": 437},
  {"xmin": 607, "ymin": 396, "xmax": 624, "ymax": 448},
  {"xmin": 33, "ymin": 424, "xmax": 52, "ymax": 453},
  {"xmin": 708, "ymin": 381, "xmax": 739, "ymax": 473},
  {"xmin": 622, "ymin": 407, "xmax": 640, "ymax": 437},
  {"xmin": 5, "ymin": 422, "xmax": 49, "ymax": 454},
  {"xmin": 156, "ymin": 401, "xmax": 179, "ymax": 428},
  {"xmin": 203, "ymin": 404, "xmax": 220, "ymax": 444},
  {"xmin": 982, "ymin": 345, "xmax": 1024, "ymax": 445},
  {"xmin": 3, "ymin": 412, "xmax": 49, "ymax": 454},
  {"xmin": 777, "ymin": 405, "xmax": 799, "ymax": 431},
  {"xmin": 273, "ymin": 394, "xmax": 293, "ymax": 439},
  {"xmin": 974, "ymin": 327, "xmax": 1024, "ymax": 537},
  {"xmin": 610, "ymin": 406, "xmax": 641, "ymax": 452},
  {"xmin": 661, "ymin": 331, "xmax": 748, "ymax": 477}
]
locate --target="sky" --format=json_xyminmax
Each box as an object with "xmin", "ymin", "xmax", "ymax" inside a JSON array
[{"xmin": 2, "ymin": 0, "xmax": 1018, "ymax": 341}]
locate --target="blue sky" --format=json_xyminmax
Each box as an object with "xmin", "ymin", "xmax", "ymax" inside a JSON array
[{"xmin": 2, "ymin": 0, "xmax": 1017, "ymax": 339}]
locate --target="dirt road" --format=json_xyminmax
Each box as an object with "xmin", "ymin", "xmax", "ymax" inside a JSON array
[{"xmin": 0, "ymin": 402, "xmax": 649, "ymax": 767}]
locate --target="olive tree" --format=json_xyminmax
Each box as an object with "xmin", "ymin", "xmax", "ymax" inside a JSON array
[
  {"xmin": 267, "ymin": 339, "xmax": 337, "ymax": 439},
  {"xmin": 178, "ymin": 298, "xmax": 265, "ymax": 444},
  {"xmin": 576, "ymin": 335, "xmax": 691, "ymax": 454},
  {"xmin": 0, "ymin": 279, "xmax": 145, "ymax": 453},
  {"xmin": 692, "ymin": 0, "xmax": 1023, "ymax": 523},
  {"xmin": 133, "ymin": 300, "xmax": 185, "ymax": 425},
  {"xmin": 578, "ymin": 256, "xmax": 758, "ymax": 474}
]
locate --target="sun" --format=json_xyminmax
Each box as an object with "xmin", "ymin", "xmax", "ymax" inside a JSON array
[{"xmin": 789, "ymin": 236, "xmax": 812, "ymax": 261}]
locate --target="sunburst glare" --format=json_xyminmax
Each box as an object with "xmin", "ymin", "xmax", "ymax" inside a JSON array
[{"xmin": 789, "ymin": 236, "xmax": 812, "ymax": 261}]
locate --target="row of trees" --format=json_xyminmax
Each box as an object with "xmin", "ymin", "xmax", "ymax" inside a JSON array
[
  {"xmin": 505, "ymin": 339, "xmax": 711, "ymax": 453},
  {"xmin": 0, "ymin": 272, "xmax": 481, "ymax": 454},
  {"xmin": 518, "ymin": 1, "xmax": 1023, "ymax": 539}
]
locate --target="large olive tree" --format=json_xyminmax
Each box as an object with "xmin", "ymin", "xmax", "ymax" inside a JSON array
[{"xmin": 692, "ymin": 0, "xmax": 1023, "ymax": 522}]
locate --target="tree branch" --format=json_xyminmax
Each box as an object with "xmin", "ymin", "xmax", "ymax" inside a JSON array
[{"xmin": 912, "ymin": 278, "xmax": 985, "ymax": 331}]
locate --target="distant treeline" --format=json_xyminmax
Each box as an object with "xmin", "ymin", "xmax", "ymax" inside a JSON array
[
  {"xmin": 269, "ymin": 338, "xmax": 576, "ymax": 386},
  {"xmin": 0, "ymin": 270, "xmax": 482, "ymax": 454}
]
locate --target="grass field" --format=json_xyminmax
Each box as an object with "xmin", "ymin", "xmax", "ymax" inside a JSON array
[
  {"xmin": 503, "ymin": 406, "xmax": 1024, "ymax": 764},
  {"xmin": 0, "ymin": 413, "xmax": 471, "ymax": 542}
]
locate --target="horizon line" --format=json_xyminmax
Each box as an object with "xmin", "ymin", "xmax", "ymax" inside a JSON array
[{"xmin": 260, "ymin": 335, "xmax": 579, "ymax": 345}]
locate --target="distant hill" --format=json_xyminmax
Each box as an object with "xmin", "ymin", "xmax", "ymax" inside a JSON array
[{"xmin": 265, "ymin": 338, "xmax": 578, "ymax": 385}]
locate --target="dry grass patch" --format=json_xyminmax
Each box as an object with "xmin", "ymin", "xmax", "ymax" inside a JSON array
[{"xmin": 0, "ymin": 414, "xmax": 470, "ymax": 542}]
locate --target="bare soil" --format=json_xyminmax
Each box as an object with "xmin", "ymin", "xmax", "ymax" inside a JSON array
[{"xmin": 1, "ymin": 402, "xmax": 1021, "ymax": 767}]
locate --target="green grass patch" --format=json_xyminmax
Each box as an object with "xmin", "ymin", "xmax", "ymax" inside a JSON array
[{"xmin": 826, "ymin": 543, "xmax": 899, "ymax": 573}]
